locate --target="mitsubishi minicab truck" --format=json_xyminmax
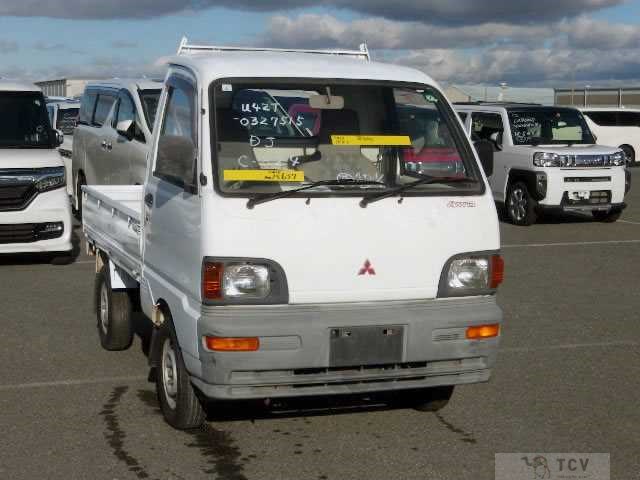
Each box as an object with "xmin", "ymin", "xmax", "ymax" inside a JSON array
[
  {"xmin": 82, "ymin": 38, "xmax": 504, "ymax": 429},
  {"xmin": 456, "ymin": 103, "xmax": 630, "ymax": 225},
  {"xmin": 0, "ymin": 81, "xmax": 72, "ymax": 259}
]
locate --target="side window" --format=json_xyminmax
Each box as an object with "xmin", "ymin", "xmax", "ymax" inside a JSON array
[
  {"xmin": 155, "ymin": 80, "xmax": 197, "ymax": 190},
  {"xmin": 471, "ymin": 113, "xmax": 504, "ymax": 141},
  {"xmin": 457, "ymin": 111, "xmax": 468, "ymax": 123},
  {"xmin": 93, "ymin": 93, "xmax": 117, "ymax": 127},
  {"xmin": 617, "ymin": 112, "xmax": 640, "ymax": 127},
  {"xmin": 79, "ymin": 91, "xmax": 98, "ymax": 125},
  {"xmin": 115, "ymin": 93, "xmax": 145, "ymax": 143},
  {"xmin": 584, "ymin": 111, "xmax": 617, "ymax": 127},
  {"xmin": 47, "ymin": 105, "xmax": 55, "ymax": 126}
]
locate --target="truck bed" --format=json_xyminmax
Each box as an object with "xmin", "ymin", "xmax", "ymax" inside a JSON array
[{"xmin": 82, "ymin": 185, "xmax": 143, "ymax": 281}]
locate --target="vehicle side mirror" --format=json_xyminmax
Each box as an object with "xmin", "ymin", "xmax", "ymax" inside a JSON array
[
  {"xmin": 474, "ymin": 139, "xmax": 494, "ymax": 177},
  {"xmin": 55, "ymin": 129, "xmax": 64, "ymax": 147},
  {"xmin": 156, "ymin": 135, "xmax": 197, "ymax": 192},
  {"xmin": 489, "ymin": 131, "xmax": 503, "ymax": 151},
  {"xmin": 116, "ymin": 119, "xmax": 135, "ymax": 140}
]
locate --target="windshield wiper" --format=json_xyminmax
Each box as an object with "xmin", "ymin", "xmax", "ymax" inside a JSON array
[
  {"xmin": 247, "ymin": 179, "xmax": 386, "ymax": 209},
  {"xmin": 360, "ymin": 175, "xmax": 478, "ymax": 208}
]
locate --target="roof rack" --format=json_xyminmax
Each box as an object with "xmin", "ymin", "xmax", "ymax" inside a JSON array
[{"xmin": 176, "ymin": 36, "xmax": 370, "ymax": 61}]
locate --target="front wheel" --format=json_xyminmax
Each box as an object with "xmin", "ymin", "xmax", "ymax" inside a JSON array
[
  {"xmin": 506, "ymin": 181, "xmax": 537, "ymax": 226},
  {"xmin": 592, "ymin": 209, "xmax": 622, "ymax": 223},
  {"xmin": 153, "ymin": 310, "xmax": 206, "ymax": 430},
  {"xmin": 621, "ymin": 145, "xmax": 635, "ymax": 167}
]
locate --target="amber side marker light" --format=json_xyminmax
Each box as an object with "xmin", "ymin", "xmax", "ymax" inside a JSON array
[
  {"xmin": 205, "ymin": 336, "xmax": 260, "ymax": 352},
  {"xmin": 466, "ymin": 324, "xmax": 500, "ymax": 340}
]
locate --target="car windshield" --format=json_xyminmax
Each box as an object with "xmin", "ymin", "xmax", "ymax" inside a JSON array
[
  {"xmin": 56, "ymin": 107, "xmax": 79, "ymax": 135},
  {"xmin": 212, "ymin": 81, "xmax": 480, "ymax": 196},
  {"xmin": 0, "ymin": 92, "xmax": 53, "ymax": 148},
  {"xmin": 508, "ymin": 108, "xmax": 595, "ymax": 145},
  {"xmin": 140, "ymin": 89, "xmax": 161, "ymax": 131}
]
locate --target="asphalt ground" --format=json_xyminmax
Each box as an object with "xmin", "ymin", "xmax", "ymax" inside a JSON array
[{"xmin": 1, "ymin": 172, "xmax": 639, "ymax": 480}]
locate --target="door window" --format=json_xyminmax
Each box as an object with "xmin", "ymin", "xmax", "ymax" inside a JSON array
[
  {"xmin": 79, "ymin": 91, "xmax": 98, "ymax": 125},
  {"xmin": 93, "ymin": 93, "xmax": 117, "ymax": 127},
  {"xmin": 155, "ymin": 79, "xmax": 197, "ymax": 190},
  {"xmin": 471, "ymin": 113, "xmax": 504, "ymax": 141},
  {"xmin": 115, "ymin": 93, "xmax": 145, "ymax": 142}
]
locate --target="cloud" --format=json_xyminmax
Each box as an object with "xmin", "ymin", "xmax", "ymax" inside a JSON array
[
  {"xmin": 0, "ymin": 0, "xmax": 624, "ymax": 24},
  {"xmin": 564, "ymin": 16, "xmax": 640, "ymax": 49},
  {"xmin": 111, "ymin": 40, "xmax": 139, "ymax": 49},
  {"xmin": 0, "ymin": 39, "xmax": 19, "ymax": 54}
]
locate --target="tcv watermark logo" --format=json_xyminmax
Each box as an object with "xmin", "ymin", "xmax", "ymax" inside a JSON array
[{"xmin": 496, "ymin": 453, "xmax": 610, "ymax": 480}]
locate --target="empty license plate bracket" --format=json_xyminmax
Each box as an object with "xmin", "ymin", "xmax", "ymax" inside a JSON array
[{"xmin": 329, "ymin": 325, "xmax": 404, "ymax": 367}]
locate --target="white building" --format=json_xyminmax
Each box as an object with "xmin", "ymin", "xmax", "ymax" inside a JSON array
[
  {"xmin": 444, "ymin": 84, "xmax": 555, "ymax": 105},
  {"xmin": 35, "ymin": 78, "xmax": 91, "ymax": 99}
]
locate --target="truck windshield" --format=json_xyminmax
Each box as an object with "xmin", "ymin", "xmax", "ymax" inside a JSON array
[
  {"xmin": 140, "ymin": 89, "xmax": 161, "ymax": 131},
  {"xmin": 212, "ymin": 81, "xmax": 481, "ymax": 196},
  {"xmin": 508, "ymin": 108, "xmax": 595, "ymax": 146},
  {"xmin": 0, "ymin": 92, "xmax": 53, "ymax": 148}
]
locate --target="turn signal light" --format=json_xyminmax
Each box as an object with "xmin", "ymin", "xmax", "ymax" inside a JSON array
[
  {"xmin": 490, "ymin": 255, "xmax": 505, "ymax": 289},
  {"xmin": 466, "ymin": 324, "xmax": 500, "ymax": 340},
  {"xmin": 205, "ymin": 337, "xmax": 260, "ymax": 352},
  {"xmin": 202, "ymin": 262, "xmax": 223, "ymax": 300}
]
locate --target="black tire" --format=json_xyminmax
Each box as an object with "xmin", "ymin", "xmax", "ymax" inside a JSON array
[
  {"xmin": 153, "ymin": 308, "xmax": 206, "ymax": 430},
  {"xmin": 393, "ymin": 386, "xmax": 455, "ymax": 412},
  {"xmin": 506, "ymin": 181, "xmax": 538, "ymax": 226},
  {"xmin": 95, "ymin": 265, "xmax": 134, "ymax": 351},
  {"xmin": 592, "ymin": 209, "xmax": 622, "ymax": 223},
  {"xmin": 621, "ymin": 145, "xmax": 635, "ymax": 167},
  {"xmin": 74, "ymin": 172, "xmax": 86, "ymax": 219}
]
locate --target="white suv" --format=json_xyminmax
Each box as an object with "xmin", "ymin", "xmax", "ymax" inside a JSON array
[
  {"xmin": 72, "ymin": 79, "xmax": 161, "ymax": 215},
  {"xmin": 0, "ymin": 81, "xmax": 72, "ymax": 259},
  {"xmin": 456, "ymin": 103, "xmax": 629, "ymax": 225},
  {"xmin": 580, "ymin": 108, "xmax": 640, "ymax": 167}
]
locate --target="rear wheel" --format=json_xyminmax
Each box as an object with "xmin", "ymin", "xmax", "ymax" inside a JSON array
[
  {"xmin": 506, "ymin": 181, "xmax": 537, "ymax": 226},
  {"xmin": 621, "ymin": 145, "xmax": 635, "ymax": 167},
  {"xmin": 592, "ymin": 209, "xmax": 622, "ymax": 223},
  {"xmin": 154, "ymin": 309, "xmax": 206, "ymax": 430},
  {"xmin": 95, "ymin": 265, "xmax": 134, "ymax": 351}
]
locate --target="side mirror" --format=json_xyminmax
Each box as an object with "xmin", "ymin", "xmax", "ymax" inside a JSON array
[
  {"xmin": 474, "ymin": 140, "xmax": 494, "ymax": 177},
  {"xmin": 116, "ymin": 119, "xmax": 135, "ymax": 140},
  {"xmin": 55, "ymin": 129, "xmax": 64, "ymax": 147},
  {"xmin": 489, "ymin": 131, "xmax": 503, "ymax": 151},
  {"xmin": 155, "ymin": 135, "xmax": 197, "ymax": 192}
]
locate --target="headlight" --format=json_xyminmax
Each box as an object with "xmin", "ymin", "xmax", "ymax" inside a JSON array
[
  {"xmin": 438, "ymin": 253, "xmax": 504, "ymax": 298},
  {"xmin": 35, "ymin": 167, "xmax": 65, "ymax": 192},
  {"xmin": 610, "ymin": 150, "xmax": 625, "ymax": 166},
  {"xmin": 223, "ymin": 264, "xmax": 270, "ymax": 298},
  {"xmin": 533, "ymin": 152, "xmax": 562, "ymax": 167},
  {"xmin": 202, "ymin": 258, "xmax": 288, "ymax": 305}
]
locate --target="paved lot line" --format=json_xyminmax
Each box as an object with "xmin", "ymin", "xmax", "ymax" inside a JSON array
[
  {"xmin": 619, "ymin": 219, "xmax": 640, "ymax": 225},
  {"xmin": 503, "ymin": 239, "xmax": 640, "ymax": 248},
  {"xmin": 0, "ymin": 375, "xmax": 147, "ymax": 392},
  {"xmin": 501, "ymin": 340, "xmax": 638, "ymax": 353}
]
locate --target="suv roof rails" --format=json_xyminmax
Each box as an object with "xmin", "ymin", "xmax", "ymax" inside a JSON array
[
  {"xmin": 455, "ymin": 101, "xmax": 542, "ymax": 107},
  {"xmin": 176, "ymin": 36, "xmax": 370, "ymax": 61}
]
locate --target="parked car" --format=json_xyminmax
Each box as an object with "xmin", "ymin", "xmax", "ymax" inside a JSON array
[
  {"xmin": 580, "ymin": 107, "xmax": 640, "ymax": 167},
  {"xmin": 0, "ymin": 80, "xmax": 72, "ymax": 260},
  {"xmin": 72, "ymin": 78, "xmax": 162, "ymax": 215},
  {"xmin": 456, "ymin": 103, "xmax": 630, "ymax": 225},
  {"xmin": 47, "ymin": 99, "xmax": 80, "ymax": 196},
  {"xmin": 81, "ymin": 38, "xmax": 504, "ymax": 430}
]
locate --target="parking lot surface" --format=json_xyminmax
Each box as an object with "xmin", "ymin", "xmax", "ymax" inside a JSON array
[{"xmin": 1, "ymin": 172, "xmax": 639, "ymax": 480}]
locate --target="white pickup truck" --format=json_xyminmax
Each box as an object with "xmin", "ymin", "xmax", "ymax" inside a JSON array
[{"xmin": 83, "ymin": 39, "xmax": 504, "ymax": 430}]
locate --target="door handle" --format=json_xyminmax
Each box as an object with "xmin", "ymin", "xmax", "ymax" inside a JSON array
[
  {"xmin": 106, "ymin": 142, "xmax": 113, "ymax": 151},
  {"xmin": 101, "ymin": 140, "xmax": 107, "ymax": 150},
  {"xmin": 144, "ymin": 193, "xmax": 154, "ymax": 207}
]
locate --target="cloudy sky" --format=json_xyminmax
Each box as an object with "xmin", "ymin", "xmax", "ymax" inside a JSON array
[{"xmin": 0, "ymin": 0, "xmax": 639, "ymax": 87}]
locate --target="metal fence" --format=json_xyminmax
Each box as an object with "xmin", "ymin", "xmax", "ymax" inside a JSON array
[{"xmin": 555, "ymin": 88, "xmax": 640, "ymax": 108}]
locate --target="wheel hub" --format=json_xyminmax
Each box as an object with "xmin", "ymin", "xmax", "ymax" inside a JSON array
[
  {"xmin": 161, "ymin": 338, "xmax": 178, "ymax": 410},
  {"xmin": 99, "ymin": 283, "xmax": 109, "ymax": 335},
  {"xmin": 509, "ymin": 187, "xmax": 527, "ymax": 221}
]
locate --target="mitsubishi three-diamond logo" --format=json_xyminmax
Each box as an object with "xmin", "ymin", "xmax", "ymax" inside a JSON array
[{"xmin": 358, "ymin": 259, "xmax": 376, "ymax": 276}]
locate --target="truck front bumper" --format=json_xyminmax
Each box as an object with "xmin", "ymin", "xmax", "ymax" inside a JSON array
[
  {"xmin": 0, "ymin": 188, "xmax": 72, "ymax": 254},
  {"xmin": 191, "ymin": 297, "xmax": 502, "ymax": 401}
]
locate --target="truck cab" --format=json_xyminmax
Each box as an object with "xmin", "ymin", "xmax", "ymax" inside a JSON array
[
  {"xmin": 83, "ymin": 40, "xmax": 504, "ymax": 429},
  {"xmin": 0, "ymin": 81, "xmax": 72, "ymax": 258},
  {"xmin": 456, "ymin": 103, "xmax": 629, "ymax": 225}
]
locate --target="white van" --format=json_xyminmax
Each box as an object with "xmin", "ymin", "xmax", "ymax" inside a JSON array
[
  {"xmin": 82, "ymin": 40, "xmax": 504, "ymax": 429},
  {"xmin": 580, "ymin": 108, "xmax": 640, "ymax": 167},
  {"xmin": 0, "ymin": 81, "xmax": 72, "ymax": 259},
  {"xmin": 456, "ymin": 103, "xmax": 629, "ymax": 225},
  {"xmin": 72, "ymin": 79, "xmax": 162, "ymax": 214}
]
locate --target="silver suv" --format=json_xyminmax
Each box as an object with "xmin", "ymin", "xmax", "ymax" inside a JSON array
[{"xmin": 72, "ymin": 79, "xmax": 161, "ymax": 215}]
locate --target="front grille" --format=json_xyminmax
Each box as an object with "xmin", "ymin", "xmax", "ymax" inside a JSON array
[
  {"xmin": 0, "ymin": 183, "xmax": 37, "ymax": 211},
  {"xmin": 563, "ymin": 155, "xmax": 616, "ymax": 167},
  {"xmin": 564, "ymin": 177, "xmax": 611, "ymax": 183},
  {"xmin": 562, "ymin": 190, "xmax": 611, "ymax": 207},
  {"xmin": 0, "ymin": 223, "xmax": 64, "ymax": 244}
]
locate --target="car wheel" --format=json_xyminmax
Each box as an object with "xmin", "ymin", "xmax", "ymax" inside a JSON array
[
  {"xmin": 153, "ymin": 308, "xmax": 206, "ymax": 430},
  {"xmin": 506, "ymin": 181, "xmax": 537, "ymax": 226},
  {"xmin": 95, "ymin": 265, "xmax": 134, "ymax": 351},
  {"xmin": 621, "ymin": 145, "xmax": 635, "ymax": 167},
  {"xmin": 592, "ymin": 209, "xmax": 622, "ymax": 223}
]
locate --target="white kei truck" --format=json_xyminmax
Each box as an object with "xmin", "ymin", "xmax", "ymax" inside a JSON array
[{"xmin": 82, "ymin": 39, "xmax": 505, "ymax": 430}]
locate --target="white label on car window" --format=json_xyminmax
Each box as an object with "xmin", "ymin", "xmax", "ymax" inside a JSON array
[{"xmin": 222, "ymin": 84, "xmax": 233, "ymax": 92}]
